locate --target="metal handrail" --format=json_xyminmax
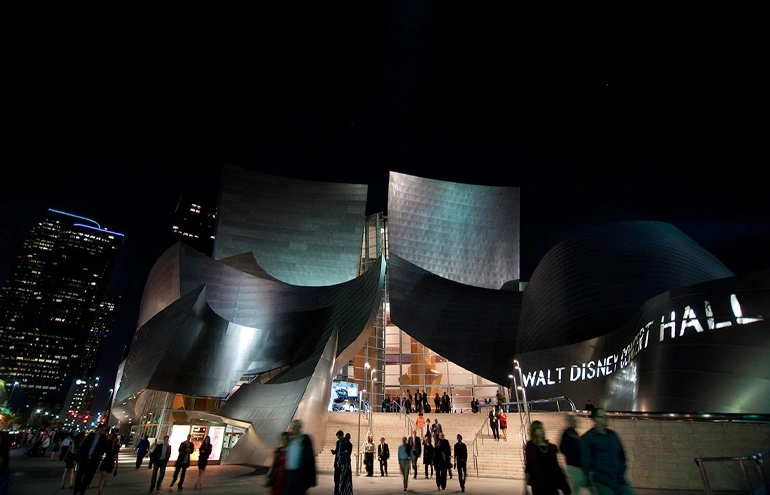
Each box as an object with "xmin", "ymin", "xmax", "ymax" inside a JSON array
[
  {"xmin": 694, "ymin": 449, "xmax": 769, "ymax": 495},
  {"xmin": 585, "ymin": 411, "xmax": 770, "ymax": 423},
  {"xmin": 501, "ymin": 396, "xmax": 577, "ymax": 413},
  {"xmin": 469, "ymin": 416, "xmax": 489, "ymax": 479},
  {"xmin": 391, "ymin": 401, "xmax": 415, "ymax": 435}
]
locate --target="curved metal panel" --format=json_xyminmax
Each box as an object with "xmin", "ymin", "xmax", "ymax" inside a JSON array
[
  {"xmin": 517, "ymin": 221, "xmax": 734, "ymax": 353},
  {"xmin": 211, "ymin": 327, "xmax": 338, "ymax": 466},
  {"xmin": 116, "ymin": 252, "xmax": 385, "ymax": 411},
  {"xmin": 388, "ymin": 254, "xmax": 521, "ymax": 385},
  {"xmin": 115, "ymin": 286, "xmax": 206, "ymax": 404},
  {"xmin": 218, "ymin": 252, "xmax": 281, "ymax": 281},
  {"xmin": 214, "ymin": 166, "xmax": 368, "ymax": 286},
  {"xmin": 515, "ymin": 271, "xmax": 770, "ymax": 413},
  {"xmin": 136, "ymin": 243, "xmax": 182, "ymax": 328},
  {"xmin": 388, "ymin": 171, "xmax": 520, "ymax": 289},
  {"xmin": 174, "ymin": 245, "xmax": 385, "ymax": 366}
]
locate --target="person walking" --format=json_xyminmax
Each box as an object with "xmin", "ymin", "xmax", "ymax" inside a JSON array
[
  {"xmin": 499, "ymin": 409, "xmax": 508, "ymax": 440},
  {"xmin": 582, "ymin": 409, "xmax": 634, "ymax": 495},
  {"xmin": 489, "ymin": 408, "xmax": 500, "ymax": 441},
  {"xmin": 434, "ymin": 432, "xmax": 451, "ymax": 491},
  {"xmin": 135, "ymin": 434, "xmax": 150, "ymax": 469},
  {"xmin": 73, "ymin": 426, "xmax": 108, "ymax": 495},
  {"xmin": 560, "ymin": 415, "xmax": 587, "ymax": 494},
  {"xmin": 61, "ymin": 433, "xmax": 82, "ymax": 489},
  {"xmin": 415, "ymin": 413, "xmax": 426, "ymax": 438},
  {"xmin": 525, "ymin": 420, "xmax": 570, "ymax": 495},
  {"xmin": 59, "ymin": 433, "xmax": 72, "ymax": 462},
  {"xmin": 50, "ymin": 432, "xmax": 61, "ymax": 461},
  {"xmin": 149, "ymin": 435, "xmax": 172, "ymax": 492},
  {"xmin": 454, "ymin": 434, "xmax": 468, "ymax": 493},
  {"xmin": 377, "ymin": 437, "xmax": 389, "ymax": 477},
  {"xmin": 0, "ymin": 431, "xmax": 11, "ymax": 495},
  {"xmin": 96, "ymin": 434, "xmax": 120, "ymax": 495},
  {"xmin": 169, "ymin": 434, "xmax": 194, "ymax": 490},
  {"xmin": 338, "ymin": 433, "xmax": 353, "ymax": 495},
  {"xmin": 267, "ymin": 432, "xmax": 289, "ymax": 495},
  {"xmin": 194, "ymin": 435, "xmax": 212, "ymax": 490},
  {"xmin": 363, "ymin": 434, "xmax": 375, "ymax": 476},
  {"xmin": 331, "ymin": 430, "xmax": 344, "ymax": 494},
  {"xmin": 408, "ymin": 430, "xmax": 421, "ymax": 479},
  {"xmin": 284, "ymin": 419, "xmax": 317, "ymax": 495},
  {"xmin": 397, "ymin": 437, "xmax": 411, "ymax": 492},
  {"xmin": 422, "ymin": 434, "xmax": 434, "ymax": 479}
]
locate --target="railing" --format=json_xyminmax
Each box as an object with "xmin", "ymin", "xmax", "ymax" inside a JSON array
[
  {"xmin": 694, "ymin": 449, "xmax": 769, "ymax": 495},
  {"xmin": 469, "ymin": 416, "xmax": 489, "ymax": 479},
  {"xmin": 391, "ymin": 401, "xmax": 415, "ymax": 435},
  {"xmin": 355, "ymin": 399, "xmax": 371, "ymax": 476},
  {"xmin": 504, "ymin": 396, "xmax": 577, "ymax": 413},
  {"xmin": 585, "ymin": 411, "xmax": 770, "ymax": 423}
]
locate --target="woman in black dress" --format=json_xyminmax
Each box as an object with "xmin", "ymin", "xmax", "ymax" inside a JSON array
[
  {"xmin": 195, "ymin": 435, "xmax": 212, "ymax": 490},
  {"xmin": 61, "ymin": 432, "xmax": 83, "ymax": 489},
  {"xmin": 97, "ymin": 433, "xmax": 120, "ymax": 495},
  {"xmin": 524, "ymin": 421, "xmax": 570, "ymax": 495},
  {"xmin": 338, "ymin": 433, "xmax": 353, "ymax": 495}
]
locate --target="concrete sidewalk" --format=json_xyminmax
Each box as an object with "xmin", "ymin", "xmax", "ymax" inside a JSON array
[{"xmin": 7, "ymin": 448, "xmax": 739, "ymax": 494}]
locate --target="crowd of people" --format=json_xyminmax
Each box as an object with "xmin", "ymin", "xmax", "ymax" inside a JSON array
[
  {"xmin": 1, "ymin": 425, "xmax": 216, "ymax": 494},
  {"xmin": 321, "ymin": 419, "xmax": 468, "ymax": 494},
  {"xmin": 1, "ymin": 405, "xmax": 634, "ymax": 495}
]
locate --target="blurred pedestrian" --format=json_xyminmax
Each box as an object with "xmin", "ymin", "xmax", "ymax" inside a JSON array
[
  {"xmin": 582, "ymin": 409, "xmax": 634, "ymax": 494},
  {"xmin": 560, "ymin": 415, "xmax": 587, "ymax": 493},
  {"xmin": 525, "ymin": 420, "xmax": 570, "ymax": 495}
]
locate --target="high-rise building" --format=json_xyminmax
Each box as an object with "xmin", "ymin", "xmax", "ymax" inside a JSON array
[
  {"xmin": 61, "ymin": 295, "xmax": 119, "ymax": 426},
  {"xmin": 169, "ymin": 197, "xmax": 216, "ymax": 257},
  {"xmin": 0, "ymin": 209, "xmax": 122, "ymax": 411}
]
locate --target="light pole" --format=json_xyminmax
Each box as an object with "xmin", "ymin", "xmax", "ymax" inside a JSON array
[
  {"xmin": 370, "ymin": 369, "xmax": 383, "ymax": 423},
  {"xmin": 508, "ymin": 374, "xmax": 514, "ymax": 413},
  {"xmin": 357, "ymin": 362, "xmax": 371, "ymax": 476},
  {"xmin": 363, "ymin": 362, "xmax": 370, "ymax": 414}
]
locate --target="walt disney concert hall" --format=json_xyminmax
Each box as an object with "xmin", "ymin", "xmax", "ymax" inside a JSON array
[{"xmin": 111, "ymin": 166, "xmax": 769, "ymax": 467}]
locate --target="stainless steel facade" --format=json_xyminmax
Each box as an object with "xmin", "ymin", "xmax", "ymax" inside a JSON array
[
  {"xmin": 214, "ymin": 166, "xmax": 368, "ymax": 286},
  {"xmin": 115, "ymin": 243, "xmax": 384, "ymax": 397},
  {"xmin": 114, "ymin": 168, "xmax": 384, "ymax": 464},
  {"xmin": 388, "ymin": 253, "xmax": 522, "ymax": 386},
  {"xmin": 115, "ymin": 168, "xmax": 770, "ymax": 470},
  {"xmin": 517, "ymin": 221, "xmax": 735, "ymax": 353},
  {"xmin": 388, "ymin": 171, "xmax": 520, "ymax": 289},
  {"xmin": 515, "ymin": 270, "xmax": 770, "ymax": 413}
]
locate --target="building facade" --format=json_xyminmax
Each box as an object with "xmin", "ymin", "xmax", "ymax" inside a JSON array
[
  {"xmin": 169, "ymin": 197, "xmax": 217, "ymax": 257},
  {"xmin": 112, "ymin": 167, "xmax": 769, "ymax": 470},
  {"xmin": 61, "ymin": 295, "xmax": 119, "ymax": 427},
  {"xmin": 0, "ymin": 209, "xmax": 122, "ymax": 410}
]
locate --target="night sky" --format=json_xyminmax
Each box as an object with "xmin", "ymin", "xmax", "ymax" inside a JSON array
[{"xmin": 2, "ymin": 6, "xmax": 768, "ymax": 413}]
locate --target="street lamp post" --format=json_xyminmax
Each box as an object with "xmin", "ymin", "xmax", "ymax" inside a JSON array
[
  {"xmin": 370, "ymin": 369, "xmax": 383, "ymax": 424},
  {"xmin": 357, "ymin": 362, "xmax": 371, "ymax": 476}
]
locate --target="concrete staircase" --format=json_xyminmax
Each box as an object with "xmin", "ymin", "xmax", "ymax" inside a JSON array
[{"xmin": 317, "ymin": 411, "xmax": 584, "ymax": 480}]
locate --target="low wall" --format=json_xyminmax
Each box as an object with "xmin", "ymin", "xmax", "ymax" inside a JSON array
[{"xmin": 536, "ymin": 413, "xmax": 770, "ymax": 491}]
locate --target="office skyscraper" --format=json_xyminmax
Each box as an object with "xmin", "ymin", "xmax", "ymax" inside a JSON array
[
  {"xmin": 0, "ymin": 209, "xmax": 122, "ymax": 410},
  {"xmin": 169, "ymin": 196, "xmax": 216, "ymax": 257},
  {"xmin": 61, "ymin": 294, "xmax": 119, "ymax": 426}
]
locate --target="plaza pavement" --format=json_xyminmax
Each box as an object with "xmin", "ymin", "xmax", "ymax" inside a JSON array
[{"xmin": 7, "ymin": 447, "xmax": 738, "ymax": 495}]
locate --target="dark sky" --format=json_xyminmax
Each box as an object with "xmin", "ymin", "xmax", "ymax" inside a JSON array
[{"xmin": 2, "ymin": 5, "xmax": 768, "ymax": 413}]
